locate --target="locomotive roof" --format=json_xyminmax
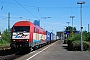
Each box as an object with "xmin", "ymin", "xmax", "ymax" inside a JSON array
[
  {"xmin": 13, "ymin": 21, "xmax": 34, "ymax": 26},
  {"xmin": 34, "ymin": 25, "xmax": 46, "ymax": 31},
  {"xmin": 13, "ymin": 20, "xmax": 46, "ymax": 32}
]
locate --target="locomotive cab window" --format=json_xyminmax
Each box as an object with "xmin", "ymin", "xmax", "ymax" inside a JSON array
[{"xmin": 13, "ymin": 26, "xmax": 30, "ymax": 32}]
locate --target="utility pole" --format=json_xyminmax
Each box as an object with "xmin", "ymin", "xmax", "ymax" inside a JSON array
[
  {"xmin": 8, "ymin": 12, "xmax": 10, "ymax": 32},
  {"xmin": 52, "ymin": 26, "xmax": 53, "ymax": 33},
  {"xmin": 66, "ymin": 22, "xmax": 70, "ymax": 30},
  {"xmin": 70, "ymin": 16, "xmax": 75, "ymax": 32},
  {"xmin": 88, "ymin": 24, "xmax": 89, "ymax": 33},
  {"xmin": 66, "ymin": 22, "xmax": 70, "ymax": 40},
  {"xmin": 77, "ymin": 1, "xmax": 85, "ymax": 51}
]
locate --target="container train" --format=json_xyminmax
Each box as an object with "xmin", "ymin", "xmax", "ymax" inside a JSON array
[{"xmin": 10, "ymin": 20, "xmax": 57, "ymax": 51}]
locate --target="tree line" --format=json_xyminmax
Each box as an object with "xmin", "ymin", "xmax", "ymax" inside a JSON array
[{"xmin": 64, "ymin": 26, "xmax": 90, "ymax": 51}]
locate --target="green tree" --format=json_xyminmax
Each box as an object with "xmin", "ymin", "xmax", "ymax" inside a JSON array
[
  {"xmin": 67, "ymin": 30, "xmax": 90, "ymax": 51},
  {"xmin": 82, "ymin": 31, "xmax": 88, "ymax": 41},
  {"xmin": 0, "ymin": 29, "xmax": 10, "ymax": 43},
  {"xmin": 65, "ymin": 26, "xmax": 76, "ymax": 31},
  {"xmin": 73, "ymin": 27, "xmax": 76, "ymax": 31},
  {"xmin": 87, "ymin": 32, "xmax": 90, "ymax": 41}
]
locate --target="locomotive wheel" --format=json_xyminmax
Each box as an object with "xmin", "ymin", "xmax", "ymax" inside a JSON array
[
  {"xmin": 39, "ymin": 44, "xmax": 42, "ymax": 48},
  {"xmin": 30, "ymin": 47, "xmax": 33, "ymax": 52},
  {"xmin": 33, "ymin": 45, "xmax": 38, "ymax": 50}
]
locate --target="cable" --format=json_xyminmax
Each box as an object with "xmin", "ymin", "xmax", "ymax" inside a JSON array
[
  {"xmin": 28, "ymin": 0, "xmax": 43, "ymax": 18},
  {"xmin": 0, "ymin": 0, "xmax": 36, "ymax": 7},
  {"xmin": 1, "ymin": 0, "xmax": 90, "ymax": 9},
  {"xmin": 1, "ymin": 6, "xmax": 3, "ymax": 10},
  {"xmin": 0, "ymin": 0, "xmax": 19, "ymax": 5},
  {"xmin": 14, "ymin": 0, "xmax": 38, "ymax": 19},
  {"xmin": 27, "ymin": 0, "xmax": 37, "ymax": 8},
  {"xmin": 37, "ymin": 6, "xmax": 90, "ymax": 8},
  {"xmin": 38, "ymin": 7, "xmax": 42, "ymax": 18}
]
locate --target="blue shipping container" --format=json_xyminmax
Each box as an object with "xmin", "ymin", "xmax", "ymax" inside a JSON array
[
  {"xmin": 46, "ymin": 31, "xmax": 50, "ymax": 42},
  {"xmin": 50, "ymin": 32, "xmax": 55, "ymax": 40}
]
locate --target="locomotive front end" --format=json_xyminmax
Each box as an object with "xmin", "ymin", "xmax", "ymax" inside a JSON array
[
  {"xmin": 10, "ymin": 21, "xmax": 48, "ymax": 51},
  {"xmin": 10, "ymin": 21, "xmax": 31, "ymax": 49}
]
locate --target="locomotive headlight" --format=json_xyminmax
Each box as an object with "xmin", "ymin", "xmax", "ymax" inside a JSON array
[
  {"xmin": 26, "ymin": 39, "xmax": 28, "ymax": 41},
  {"xmin": 13, "ymin": 40, "xmax": 15, "ymax": 41}
]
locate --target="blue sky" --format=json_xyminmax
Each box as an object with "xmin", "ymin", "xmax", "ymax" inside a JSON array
[{"xmin": 0, "ymin": 0, "xmax": 90, "ymax": 34}]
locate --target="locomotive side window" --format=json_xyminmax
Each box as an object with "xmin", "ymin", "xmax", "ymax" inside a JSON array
[
  {"xmin": 34, "ymin": 27, "xmax": 36, "ymax": 33},
  {"xmin": 14, "ymin": 26, "xmax": 30, "ymax": 32}
]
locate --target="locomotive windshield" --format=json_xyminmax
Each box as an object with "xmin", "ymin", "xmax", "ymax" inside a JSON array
[{"xmin": 13, "ymin": 26, "xmax": 30, "ymax": 32}]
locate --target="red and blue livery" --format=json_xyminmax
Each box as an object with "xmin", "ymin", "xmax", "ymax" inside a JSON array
[{"xmin": 10, "ymin": 20, "xmax": 57, "ymax": 51}]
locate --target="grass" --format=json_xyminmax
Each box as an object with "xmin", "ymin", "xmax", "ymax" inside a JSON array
[{"xmin": 0, "ymin": 43, "xmax": 10, "ymax": 46}]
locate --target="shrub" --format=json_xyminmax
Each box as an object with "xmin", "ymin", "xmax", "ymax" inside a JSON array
[
  {"xmin": 1, "ymin": 29, "xmax": 10, "ymax": 43},
  {"xmin": 0, "ymin": 29, "xmax": 10, "ymax": 46},
  {"xmin": 0, "ymin": 40, "xmax": 7, "ymax": 45},
  {"xmin": 87, "ymin": 36, "xmax": 90, "ymax": 41},
  {"xmin": 71, "ymin": 41, "xmax": 90, "ymax": 51},
  {"xmin": 67, "ymin": 40, "xmax": 73, "ymax": 50},
  {"xmin": 83, "ymin": 41, "xmax": 90, "ymax": 50},
  {"xmin": 71, "ymin": 41, "xmax": 80, "ymax": 51},
  {"xmin": 68, "ymin": 34, "xmax": 80, "ymax": 42},
  {"xmin": 67, "ymin": 31, "xmax": 90, "ymax": 51}
]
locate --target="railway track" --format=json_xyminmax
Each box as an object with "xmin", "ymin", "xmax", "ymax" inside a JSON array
[
  {"xmin": 0, "ymin": 45, "xmax": 40, "ymax": 60},
  {"xmin": 0, "ymin": 54, "xmax": 16, "ymax": 60},
  {"xmin": 0, "ymin": 52, "xmax": 25, "ymax": 60},
  {"xmin": 0, "ymin": 46, "xmax": 10, "ymax": 50},
  {"xmin": 0, "ymin": 45, "xmax": 48, "ymax": 60},
  {"xmin": 0, "ymin": 41, "xmax": 58, "ymax": 60},
  {"xmin": 0, "ymin": 48, "xmax": 27, "ymax": 60},
  {"xmin": 0, "ymin": 45, "xmax": 18, "ymax": 60}
]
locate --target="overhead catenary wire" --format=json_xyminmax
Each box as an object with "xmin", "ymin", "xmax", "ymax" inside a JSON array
[
  {"xmin": 0, "ymin": 0, "xmax": 18, "ymax": 5},
  {"xmin": 27, "ymin": 0, "xmax": 43, "ymax": 18},
  {"xmin": 0, "ymin": 0, "xmax": 36, "ymax": 7},
  {"xmin": 0, "ymin": 0, "xmax": 90, "ymax": 20},
  {"xmin": 0, "ymin": 1, "xmax": 3, "ymax": 10},
  {"xmin": 0, "ymin": 0, "xmax": 90, "ymax": 9},
  {"xmin": 14, "ymin": 0, "xmax": 38, "ymax": 19},
  {"xmin": 38, "ymin": 7, "xmax": 43, "ymax": 18}
]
